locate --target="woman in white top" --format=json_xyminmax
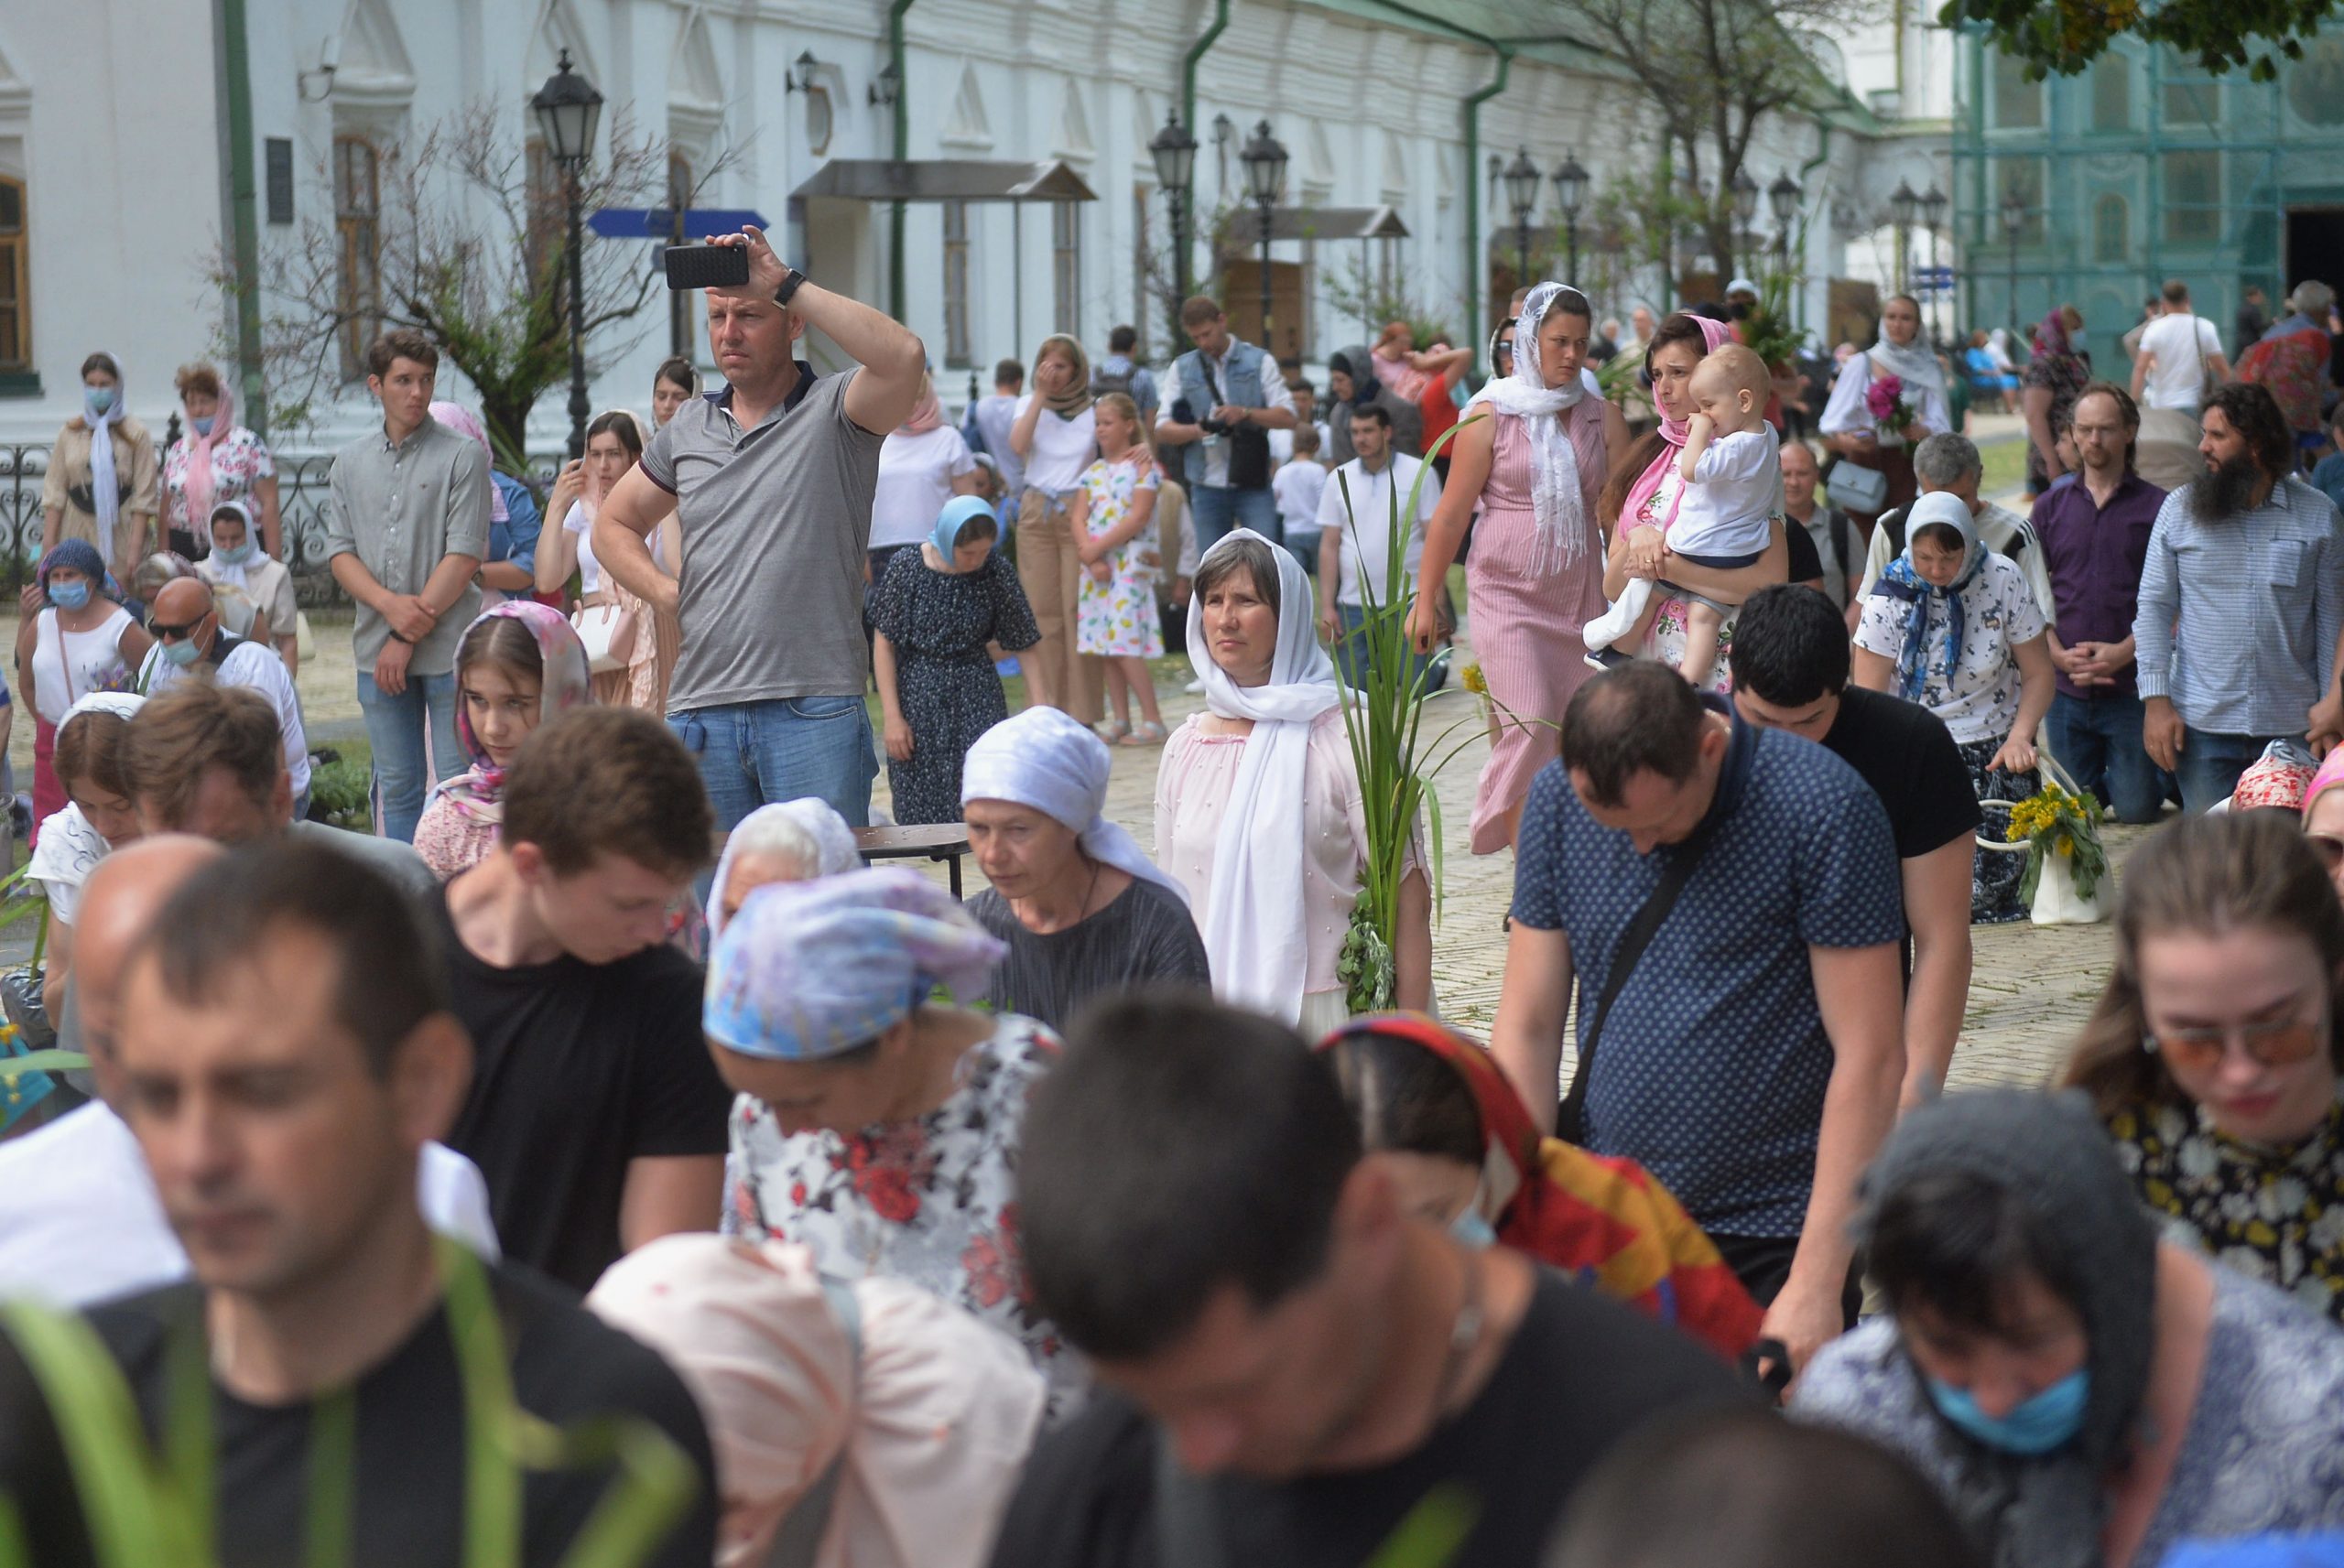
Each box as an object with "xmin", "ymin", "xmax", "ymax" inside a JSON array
[
  {"xmin": 537, "ymin": 409, "xmax": 679, "ymax": 712},
  {"xmin": 28, "ymin": 691, "xmax": 145, "ymax": 1022},
  {"xmin": 195, "ymin": 500, "xmax": 299, "ymax": 675},
  {"xmin": 868, "ymin": 374, "xmax": 981, "ymax": 584},
  {"xmin": 1819, "ymin": 295, "xmax": 1953, "ymax": 531},
  {"xmin": 1154, "ymin": 531, "xmax": 1430, "ymax": 1033},
  {"xmin": 1009, "ymin": 335, "xmax": 1102, "ymax": 719},
  {"xmin": 13, "ymin": 539, "xmax": 150, "ymax": 848}
]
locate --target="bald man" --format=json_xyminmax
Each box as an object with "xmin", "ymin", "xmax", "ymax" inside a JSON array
[
  {"xmin": 136, "ymin": 577, "xmax": 310, "ymax": 807},
  {"xmin": 0, "ymin": 838, "xmax": 497, "ymax": 1306}
]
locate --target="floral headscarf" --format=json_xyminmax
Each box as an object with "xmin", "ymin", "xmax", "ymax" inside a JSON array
[
  {"xmin": 1872, "ymin": 492, "xmax": 1986, "ymax": 706},
  {"xmin": 1036, "ymin": 335, "xmax": 1093, "ymax": 418},
  {"xmin": 426, "ymin": 600, "xmax": 592, "ymax": 826},
  {"xmin": 429, "ymin": 400, "xmax": 508, "ymax": 524}
]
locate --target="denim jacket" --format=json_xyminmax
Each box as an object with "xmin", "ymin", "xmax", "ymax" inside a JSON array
[{"xmin": 1169, "ymin": 339, "xmax": 1270, "ymax": 491}]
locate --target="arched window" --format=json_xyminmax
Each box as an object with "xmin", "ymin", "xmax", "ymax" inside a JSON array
[
  {"xmin": 334, "ymin": 136, "xmax": 382, "ymax": 382},
  {"xmin": 2092, "ymin": 193, "xmax": 2128, "ymax": 263}
]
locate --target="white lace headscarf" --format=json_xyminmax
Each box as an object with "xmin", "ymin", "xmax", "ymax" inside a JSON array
[{"xmin": 1477, "ymin": 283, "xmax": 1592, "ymax": 575}]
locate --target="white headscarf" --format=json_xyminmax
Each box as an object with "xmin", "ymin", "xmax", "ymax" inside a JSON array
[
  {"xmin": 82, "ymin": 361, "xmax": 125, "ymax": 547},
  {"xmin": 203, "ymin": 499, "xmax": 258, "ymax": 593},
  {"xmin": 710, "ymin": 799, "xmax": 863, "ymax": 938},
  {"xmin": 1475, "ymin": 282, "xmax": 1591, "ymax": 575},
  {"xmin": 1865, "ymin": 310, "xmax": 1948, "ymax": 396},
  {"xmin": 1184, "ymin": 531, "xmax": 1341, "ymax": 1022},
  {"xmin": 961, "ymin": 708, "xmax": 1186, "ymax": 903}
]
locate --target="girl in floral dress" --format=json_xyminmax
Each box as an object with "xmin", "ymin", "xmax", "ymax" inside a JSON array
[{"xmin": 1068, "ymin": 393, "xmax": 1167, "ymax": 746}]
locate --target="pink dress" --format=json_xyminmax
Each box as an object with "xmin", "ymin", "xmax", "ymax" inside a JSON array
[{"xmin": 1466, "ymin": 402, "xmax": 1609, "ymax": 854}]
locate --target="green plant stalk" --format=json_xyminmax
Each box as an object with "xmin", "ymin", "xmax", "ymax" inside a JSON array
[{"xmin": 1362, "ymin": 1483, "xmax": 1480, "ymax": 1568}]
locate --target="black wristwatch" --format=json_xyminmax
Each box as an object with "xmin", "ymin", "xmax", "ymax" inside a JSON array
[{"xmin": 776, "ymin": 267, "xmax": 807, "ymax": 307}]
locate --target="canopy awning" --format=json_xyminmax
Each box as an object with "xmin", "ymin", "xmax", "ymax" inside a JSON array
[
  {"xmin": 1226, "ymin": 205, "xmax": 1412, "ymax": 243},
  {"xmin": 790, "ymin": 158, "xmax": 1098, "ymax": 203}
]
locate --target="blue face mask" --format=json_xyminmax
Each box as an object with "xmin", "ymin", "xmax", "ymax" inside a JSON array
[
  {"xmin": 1449, "ymin": 1205, "xmax": 1497, "ymax": 1249},
  {"xmin": 83, "ymin": 386, "xmax": 116, "ymax": 419},
  {"xmin": 47, "ymin": 579, "xmax": 91, "ymax": 611},
  {"xmin": 191, "ymin": 415, "xmax": 217, "ymax": 438},
  {"xmin": 1924, "ymin": 1368, "xmax": 2089, "ymax": 1455},
  {"xmin": 162, "ymin": 633, "xmax": 205, "ymax": 667},
  {"xmin": 212, "ymin": 541, "xmax": 256, "ymax": 566}
]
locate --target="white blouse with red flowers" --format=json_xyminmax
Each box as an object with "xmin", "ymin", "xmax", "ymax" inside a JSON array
[{"xmin": 722, "ymin": 1013, "xmax": 1079, "ymax": 1410}]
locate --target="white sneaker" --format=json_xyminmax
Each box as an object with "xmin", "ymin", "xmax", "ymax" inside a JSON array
[{"xmin": 1183, "ymin": 676, "xmax": 1205, "ymax": 695}]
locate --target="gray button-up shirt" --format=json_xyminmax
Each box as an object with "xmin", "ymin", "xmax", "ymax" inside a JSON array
[
  {"xmin": 2133, "ymin": 475, "xmax": 2344, "ymax": 735},
  {"xmin": 324, "ymin": 417, "xmax": 491, "ymax": 676}
]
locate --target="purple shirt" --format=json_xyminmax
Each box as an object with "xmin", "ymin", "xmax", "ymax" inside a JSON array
[{"xmin": 2030, "ymin": 472, "xmax": 2167, "ymax": 700}]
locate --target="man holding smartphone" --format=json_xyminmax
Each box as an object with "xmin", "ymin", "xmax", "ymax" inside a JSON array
[{"xmin": 591, "ymin": 226, "xmax": 925, "ymax": 832}]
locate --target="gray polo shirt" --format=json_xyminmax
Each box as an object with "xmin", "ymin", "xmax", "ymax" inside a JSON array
[
  {"xmin": 642, "ymin": 367, "xmax": 884, "ymax": 710},
  {"xmin": 324, "ymin": 416, "xmax": 491, "ymax": 676}
]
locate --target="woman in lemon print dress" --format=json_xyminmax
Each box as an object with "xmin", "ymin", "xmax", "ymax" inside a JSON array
[{"xmin": 1069, "ymin": 392, "xmax": 1169, "ymax": 745}]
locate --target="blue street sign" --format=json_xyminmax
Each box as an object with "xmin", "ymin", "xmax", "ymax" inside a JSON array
[{"xmin": 588, "ymin": 207, "xmax": 771, "ymax": 240}]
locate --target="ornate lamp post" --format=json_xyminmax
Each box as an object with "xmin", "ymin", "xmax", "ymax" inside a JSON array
[
  {"xmin": 1768, "ymin": 169, "xmax": 1801, "ymax": 273},
  {"xmin": 1553, "ymin": 151, "xmax": 1589, "ymax": 284},
  {"xmin": 1148, "ymin": 111, "xmax": 1199, "ymax": 308},
  {"xmin": 1239, "ymin": 121, "xmax": 1288, "ymax": 352},
  {"xmin": 1890, "ymin": 178, "xmax": 1919, "ymax": 300},
  {"xmin": 532, "ymin": 49, "xmax": 603, "ymax": 460},
  {"xmin": 1730, "ymin": 168, "xmax": 1758, "ymax": 279},
  {"xmin": 2001, "ymin": 184, "xmax": 2027, "ymax": 336},
  {"xmin": 1503, "ymin": 147, "xmax": 1541, "ymax": 292},
  {"xmin": 1920, "ymin": 181, "xmax": 1948, "ymax": 341}
]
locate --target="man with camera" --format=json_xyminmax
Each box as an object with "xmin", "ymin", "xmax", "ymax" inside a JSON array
[
  {"xmin": 1156, "ymin": 297, "xmax": 1297, "ymax": 553},
  {"xmin": 592, "ymin": 226, "xmax": 925, "ymax": 832}
]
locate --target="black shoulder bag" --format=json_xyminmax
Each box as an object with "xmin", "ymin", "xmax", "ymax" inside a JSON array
[
  {"xmin": 1553, "ymin": 812, "xmax": 1724, "ymax": 1145},
  {"xmin": 1200, "ymin": 358, "xmax": 1273, "ymax": 492}
]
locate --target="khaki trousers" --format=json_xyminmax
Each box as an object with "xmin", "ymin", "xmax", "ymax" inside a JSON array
[{"xmin": 1015, "ymin": 486, "xmax": 1104, "ymax": 723}]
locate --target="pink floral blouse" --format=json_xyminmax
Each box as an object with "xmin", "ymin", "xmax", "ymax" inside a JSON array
[{"xmin": 161, "ymin": 427, "xmax": 276, "ymax": 536}]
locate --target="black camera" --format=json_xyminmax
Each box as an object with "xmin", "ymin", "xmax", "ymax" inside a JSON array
[{"xmin": 1172, "ymin": 395, "xmax": 1227, "ymax": 436}]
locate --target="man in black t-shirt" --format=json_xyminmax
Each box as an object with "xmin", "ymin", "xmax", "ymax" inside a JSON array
[
  {"xmin": 990, "ymin": 993, "xmax": 1746, "ymax": 1568},
  {"xmin": 0, "ymin": 838, "xmax": 719, "ymax": 1567},
  {"xmin": 1729, "ymin": 586, "xmax": 1982, "ymax": 1110},
  {"xmin": 440, "ymin": 708, "xmax": 732, "ymax": 1292}
]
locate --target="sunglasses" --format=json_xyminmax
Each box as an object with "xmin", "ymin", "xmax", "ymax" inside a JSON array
[
  {"xmin": 2143, "ymin": 1013, "xmax": 2328, "ymax": 1074},
  {"xmin": 148, "ymin": 618, "xmax": 206, "ymax": 640}
]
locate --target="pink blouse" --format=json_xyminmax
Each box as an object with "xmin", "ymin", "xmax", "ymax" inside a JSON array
[{"xmin": 1154, "ymin": 706, "xmax": 1368, "ymax": 1000}]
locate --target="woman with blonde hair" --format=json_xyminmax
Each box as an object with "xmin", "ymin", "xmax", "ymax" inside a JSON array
[
  {"xmin": 1009, "ymin": 334, "xmax": 1101, "ymax": 719},
  {"xmin": 1067, "ymin": 391, "xmax": 1166, "ymax": 744}
]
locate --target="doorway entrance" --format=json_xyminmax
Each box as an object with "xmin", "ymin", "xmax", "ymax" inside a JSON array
[{"xmin": 2285, "ymin": 208, "xmax": 2344, "ymax": 293}]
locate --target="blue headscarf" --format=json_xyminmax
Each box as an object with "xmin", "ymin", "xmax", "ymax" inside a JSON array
[
  {"xmin": 929, "ymin": 494, "xmax": 995, "ymax": 560},
  {"xmin": 1871, "ymin": 492, "xmax": 1984, "ymax": 705}
]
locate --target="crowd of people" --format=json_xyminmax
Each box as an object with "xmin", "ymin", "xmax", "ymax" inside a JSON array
[{"xmin": 2, "ymin": 232, "xmax": 2343, "ymax": 1568}]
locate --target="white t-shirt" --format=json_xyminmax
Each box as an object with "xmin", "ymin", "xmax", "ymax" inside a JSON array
[
  {"xmin": 0, "ymin": 1102, "xmax": 501, "ymax": 1308},
  {"xmin": 31, "ymin": 608, "xmax": 134, "ymax": 727},
  {"xmin": 1317, "ymin": 454, "xmax": 1442, "ymax": 608},
  {"xmin": 139, "ymin": 636, "xmax": 311, "ymax": 798},
  {"xmin": 1014, "ymin": 396, "xmax": 1099, "ymax": 494},
  {"xmin": 2137, "ymin": 312, "xmax": 2223, "ymax": 410},
  {"xmin": 971, "ymin": 392, "xmax": 1026, "ymax": 494},
  {"xmin": 1273, "ymin": 460, "xmax": 1329, "ymax": 536},
  {"xmin": 1667, "ymin": 426, "xmax": 1781, "ymax": 561},
  {"xmin": 869, "ymin": 426, "xmax": 979, "ymax": 550},
  {"xmin": 562, "ymin": 498, "xmax": 603, "ymax": 594}
]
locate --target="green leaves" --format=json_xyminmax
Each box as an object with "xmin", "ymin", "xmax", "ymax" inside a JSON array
[{"xmin": 1939, "ymin": 0, "xmax": 2326, "ymax": 81}]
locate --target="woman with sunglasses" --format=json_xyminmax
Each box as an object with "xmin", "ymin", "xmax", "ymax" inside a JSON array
[{"xmin": 2061, "ymin": 810, "xmax": 2344, "ymax": 1325}]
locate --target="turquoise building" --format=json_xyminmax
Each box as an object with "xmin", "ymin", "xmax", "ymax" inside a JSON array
[{"xmin": 1952, "ymin": 24, "xmax": 2344, "ymax": 371}]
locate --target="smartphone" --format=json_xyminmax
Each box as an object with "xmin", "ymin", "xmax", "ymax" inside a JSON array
[{"xmin": 663, "ymin": 243, "xmax": 750, "ymax": 291}]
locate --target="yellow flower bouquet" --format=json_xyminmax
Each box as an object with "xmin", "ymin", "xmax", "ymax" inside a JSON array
[{"xmin": 2003, "ymin": 782, "xmax": 2108, "ymax": 905}]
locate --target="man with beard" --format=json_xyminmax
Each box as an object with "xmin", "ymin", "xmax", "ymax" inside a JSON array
[{"xmin": 2134, "ymin": 382, "xmax": 2344, "ymax": 810}]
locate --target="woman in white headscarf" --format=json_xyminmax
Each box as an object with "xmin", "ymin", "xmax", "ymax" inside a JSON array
[
  {"xmin": 960, "ymin": 706, "xmax": 1208, "ymax": 1029},
  {"xmin": 589, "ymin": 1233, "xmax": 1047, "ymax": 1568},
  {"xmin": 1155, "ymin": 531, "xmax": 1429, "ymax": 1032},
  {"xmin": 1404, "ymin": 283, "xmax": 1629, "ymax": 854},
  {"xmin": 1818, "ymin": 293, "xmax": 1953, "ymax": 529}
]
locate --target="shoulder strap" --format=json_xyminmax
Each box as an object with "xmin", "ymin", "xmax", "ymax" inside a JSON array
[
  {"xmin": 1881, "ymin": 506, "xmax": 1908, "ymax": 559},
  {"xmin": 1829, "ymin": 510, "xmax": 1851, "ymax": 574},
  {"xmin": 1153, "ymin": 1426, "xmax": 1228, "ymax": 1568},
  {"xmin": 762, "ymin": 1278, "xmax": 865, "ymax": 1568},
  {"xmin": 1555, "ymin": 796, "xmax": 1727, "ymax": 1142}
]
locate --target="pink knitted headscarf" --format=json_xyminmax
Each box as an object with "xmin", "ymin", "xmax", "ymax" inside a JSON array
[{"xmin": 1618, "ymin": 314, "xmax": 1734, "ymax": 532}]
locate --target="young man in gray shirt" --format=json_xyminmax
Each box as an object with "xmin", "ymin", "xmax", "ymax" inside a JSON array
[
  {"xmin": 324, "ymin": 329, "xmax": 488, "ymax": 843},
  {"xmin": 593, "ymin": 226, "xmax": 925, "ymax": 829}
]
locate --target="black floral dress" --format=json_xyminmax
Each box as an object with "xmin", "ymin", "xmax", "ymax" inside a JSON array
[{"xmin": 868, "ymin": 547, "xmax": 1040, "ymax": 824}]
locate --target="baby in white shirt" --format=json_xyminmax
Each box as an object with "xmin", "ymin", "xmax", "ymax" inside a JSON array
[{"xmin": 1585, "ymin": 341, "xmax": 1783, "ymax": 683}]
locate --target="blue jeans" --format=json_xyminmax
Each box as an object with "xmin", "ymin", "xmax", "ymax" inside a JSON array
[
  {"xmin": 356, "ymin": 669, "xmax": 463, "ymax": 844},
  {"xmin": 1189, "ymin": 485, "xmax": 1282, "ymax": 554},
  {"xmin": 669, "ymin": 697, "xmax": 878, "ymax": 835},
  {"xmin": 2046, "ymin": 693, "xmax": 2163, "ymax": 824},
  {"xmin": 1332, "ymin": 603, "xmax": 1436, "ymax": 697},
  {"xmin": 2175, "ymin": 728, "xmax": 2287, "ymax": 815},
  {"xmin": 1286, "ymin": 526, "xmax": 1323, "ymax": 578}
]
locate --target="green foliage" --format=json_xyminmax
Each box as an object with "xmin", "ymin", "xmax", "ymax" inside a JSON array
[
  {"xmin": 307, "ymin": 753, "xmax": 374, "ymax": 832},
  {"xmin": 1941, "ymin": 0, "xmax": 2328, "ymax": 81},
  {"xmin": 1737, "ymin": 272, "xmax": 1807, "ymax": 370},
  {"xmin": 1321, "ymin": 254, "xmax": 1460, "ymax": 351}
]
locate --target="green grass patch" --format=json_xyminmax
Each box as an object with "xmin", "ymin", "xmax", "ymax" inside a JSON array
[{"xmin": 1977, "ymin": 433, "xmax": 2030, "ymax": 502}]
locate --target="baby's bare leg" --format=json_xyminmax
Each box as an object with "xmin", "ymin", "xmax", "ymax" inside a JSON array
[{"xmin": 1679, "ymin": 600, "xmax": 1725, "ymax": 685}]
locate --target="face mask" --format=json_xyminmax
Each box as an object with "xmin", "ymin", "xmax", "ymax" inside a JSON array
[
  {"xmin": 47, "ymin": 580, "xmax": 91, "ymax": 611},
  {"xmin": 1730, "ymin": 301, "xmax": 1753, "ymax": 320},
  {"xmin": 1924, "ymin": 1368, "xmax": 2089, "ymax": 1455},
  {"xmin": 212, "ymin": 541, "xmax": 256, "ymax": 566},
  {"xmin": 83, "ymin": 386, "xmax": 117, "ymax": 419},
  {"xmin": 162, "ymin": 633, "xmax": 205, "ymax": 667},
  {"xmin": 1449, "ymin": 1205, "xmax": 1497, "ymax": 1250},
  {"xmin": 191, "ymin": 415, "xmax": 217, "ymax": 438}
]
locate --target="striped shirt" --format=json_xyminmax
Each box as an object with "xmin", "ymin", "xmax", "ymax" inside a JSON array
[{"xmin": 2132, "ymin": 476, "xmax": 2344, "ymax": 735}]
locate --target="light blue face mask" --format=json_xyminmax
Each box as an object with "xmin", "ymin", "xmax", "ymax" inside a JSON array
[
  {"xmin": 212, "ymin": 541, "xmax": 256, "ymax": 567},
  {"xmin": 47, "ymin": 579, "xmax": 91, "ymax": 611},
  {"xmin": 1924, "ymin": 1368, "xmax": 2089, "ymax": 1455},
  {"xmin": 83, "ymin": 386, "xmax": 117, "ymax": 419},
  {"xmin": 162, "ymin": 633, "xmax": 204, "ymax": 667},
  {"xmin": 1449, "ymin": 1205, "xmax": 1497, "ymax": 1250},
  {"xmin": 190, "ymin": 415, "xmax": 217, "ymax": 438}
]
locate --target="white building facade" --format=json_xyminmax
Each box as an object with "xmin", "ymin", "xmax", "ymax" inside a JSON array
[{"xmin": 1, "ymin": 0, "xmax": 1935, "ymax": 459}]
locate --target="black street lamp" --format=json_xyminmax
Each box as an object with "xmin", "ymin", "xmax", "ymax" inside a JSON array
[
  {"xmin": 2000, "ymin": 183, "xmax": 2027, "ymax": 335},
  {"xmin": 1920, "ymin": 182, "xmax": 1948, "ymax": 341},
  {"xmin": 1503, "ymin": 146, "xmax": 1541, "ymax": 292},
  {"xmin": 1148, "ymin": 111, "xmax": 1199, "ymax": 308},
  {"xmin": 1553, "ymin": 151, "xmax": 1588, "ymax": 283},
  {"xmin": 531, "ymin": 48, "xmax": 602, "ymax": 460},
  {"xmin": 1768, "ymin": 169, "xmax": 1801, "ymax": 272},
  {"xmin": 1890, "ymin": 179, "xmax": 1919, "ymax": 299},
  {"xmin": 1729, "ymin": 168, "xmax": 1759, "ymax": 281},
  {"xmin": 1239, "ymin": 120, "xmax": 1287, "ymax": 352}
]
